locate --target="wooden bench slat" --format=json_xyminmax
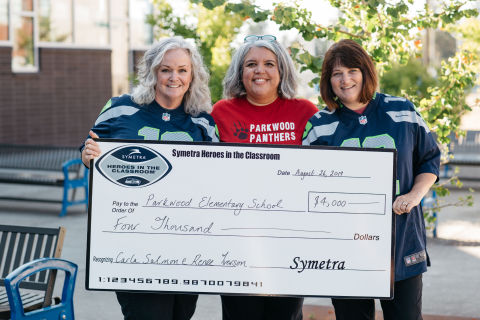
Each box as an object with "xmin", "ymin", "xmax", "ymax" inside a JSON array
[
  {"xmin": 3, "ymin": 233, "xmax": 16, "ymax": 280},
  {"xmin": 0, "ymin": 145, "xmax": 80, "ymax": 171},
  {"xmin": 0, "ymin": 232, "xmax": 8, "ymax": 279},
  {"xmin": 23, "ymin": 234, "xmax": 35, "ymax": 268},
  {"xmin": 29, "ymin": 235, "xmax": 44, "ymax": 284},
  {"xmin": 37, "ymin": 236, "xmax": 55, "ymax": 283},
  {"xmin": 0, "ymin": 173, "xmax": 63, "ymax": 186},
  {"xmin": 32, "ymin": 234, "xmax": 44, "ymax": 262},
  {"xmin": 0, "ymin": 288, "xmax": 7, "ymax": 298},
  {"xmin": 0, "ymin": 226, "xmax": 59, "ymax": 235},
  {"xmin": 12, "ymin": 233, "xmax": 26, "ymax": 272},
  {"xmin": 19, "ymin": 292, "xmax": 44, "ymax": 304}
]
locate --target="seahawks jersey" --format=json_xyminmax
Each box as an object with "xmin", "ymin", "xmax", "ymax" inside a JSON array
[
  {"xmin": 89, "ymin": 94, "xmax": 218, "ymax": 143},
  {"xmin": 303, "ymin": 92, "xmax": 440, "ymax": 281}
]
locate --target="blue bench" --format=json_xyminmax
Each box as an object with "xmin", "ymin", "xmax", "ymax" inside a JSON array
[
  {"xmin": 0, "ymin": 144, "xmax": 88, "ymax": 216},
  {"xmin": 443, "ymin": 130, "xmax": 480, "ymax": 178},
  {"xmin": 426, "ymin": 130, "xmax": 480, "ymax": 238}
]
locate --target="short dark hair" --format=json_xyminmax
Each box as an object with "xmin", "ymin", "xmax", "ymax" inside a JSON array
[{"xmin": 320, "ymin": 39, "xmax": 378, "ymax": 111}]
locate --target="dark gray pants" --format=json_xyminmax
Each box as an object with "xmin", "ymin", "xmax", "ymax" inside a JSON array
[
  {"xmin": 116, "ymin": 292, "xmax": 198, "ymax": 320},
  {"xmin": 221, "ymin": 296, "xmax": 304, "ymax": 320},
  {"xmin": 332, "ymin": 274, "xmax": 423, "ymax": 320}
]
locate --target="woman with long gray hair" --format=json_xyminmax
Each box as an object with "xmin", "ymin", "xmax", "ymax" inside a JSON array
[
  {"xmin": 211, "ymin": 35, "xmax": 318, "ymax": 320},
  {"xmin": 81, "ymin": 36, "xmax": 217, "ymax": 320}
]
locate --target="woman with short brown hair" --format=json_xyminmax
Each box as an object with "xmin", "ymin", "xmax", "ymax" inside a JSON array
[
  {"xmin": 304, "ymin": 39, "xmax": 440, "ymax": 320},
  {"xmin": 320, "ymin": 39, "xmax": 378, "ymax": 111}
]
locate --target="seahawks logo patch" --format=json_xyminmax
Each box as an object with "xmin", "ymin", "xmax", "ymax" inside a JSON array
[{"xmin": 95, "ymin": 145, "xmax": 172, "ymax": 188}]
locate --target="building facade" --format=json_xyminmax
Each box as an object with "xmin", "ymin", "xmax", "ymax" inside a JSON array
[{"xmin": 0, "ymin": 0, "xmax": 152, "ymax": 146}]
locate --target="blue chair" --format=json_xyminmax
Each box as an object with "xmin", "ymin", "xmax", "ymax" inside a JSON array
[
  {"xmin": 422, "ymin": 190, "xmax": 438, "ymax": 238},
  {"xmin": 61, "ymin": 159, "xmax": 89, "ymax": 217},
  {"xmin": 4, "ymin": 258, "xmax": 77, "ymax": 320}
]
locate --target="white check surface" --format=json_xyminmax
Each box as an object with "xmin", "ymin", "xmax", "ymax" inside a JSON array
[{"xmin": 87, "ymin": 140, "xmax": 395, "ymax": 298}]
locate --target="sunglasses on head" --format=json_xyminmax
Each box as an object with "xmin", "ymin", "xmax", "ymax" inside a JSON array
[{"xmin": 244, "ymin": 35, "xmax": 277, "ymax": 43}]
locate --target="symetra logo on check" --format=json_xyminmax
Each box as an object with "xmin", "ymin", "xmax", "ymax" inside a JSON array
[{"xmin": 95, "ymin": 145, "xmax": 172, "ymax": 187}]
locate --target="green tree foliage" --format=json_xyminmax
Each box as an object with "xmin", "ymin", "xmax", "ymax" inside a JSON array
[
  {"xmin": 197, "ymin": 0, "xmax": 478, "ymax": 215},
  {"xmin": 146, "ymin": 0, "xmax": 244, "ymax": 102},
  {"xmin": 210, "ymin": 0, "xmax": 479, "ymax": 142},
  {"xmin": 145, "ymin": 0, "xmax": 477, "ymax": 214},
  {"xmin": 449, "ymin": 18, "xmax": 480, "ymax": 55},
  {"xmin": 448, "ymin": 17, "xmax": 480, "ymax": 87},
  {"xmin": 380, "ymin": 58, "xmax": 438, "ymax": 100}
]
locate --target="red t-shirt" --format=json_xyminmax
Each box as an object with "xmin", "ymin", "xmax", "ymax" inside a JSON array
[{"xmin": 211, "ymin": 97, "xmax": 318, "ymax": 145}]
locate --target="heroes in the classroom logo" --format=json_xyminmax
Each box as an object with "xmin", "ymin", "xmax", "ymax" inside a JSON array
[{"xmin": 95, "ymin": 145, "xmax": 172, "ymax": 187}]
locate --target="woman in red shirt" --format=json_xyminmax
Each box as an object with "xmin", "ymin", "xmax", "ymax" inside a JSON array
[{"xmin": 211, "ymin": 34, "xmax": 318, "ymax": 320}]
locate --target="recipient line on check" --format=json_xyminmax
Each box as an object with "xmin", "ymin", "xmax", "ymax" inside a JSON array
[{"xmin": 111, "ymin": 250, "xmax": 247, "ymax": 268}]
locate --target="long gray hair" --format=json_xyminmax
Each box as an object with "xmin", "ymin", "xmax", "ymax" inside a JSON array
[
  {"xmin": 223, "ymin": 39, "xmax": 297, "ymax": 99},
  {"xmin": 131, "ymin": 36, "xmax": 211, "ymax": 116}
]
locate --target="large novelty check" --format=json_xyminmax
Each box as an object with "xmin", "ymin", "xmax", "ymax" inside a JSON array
[{"xmin": 86, "ymin": 140, "xmax": 396, "ymax": 298}]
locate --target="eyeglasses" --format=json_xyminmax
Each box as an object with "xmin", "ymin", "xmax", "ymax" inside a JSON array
[{"xmin": 244, "ymin": 35, "xmax": 277, "ymax": 43}]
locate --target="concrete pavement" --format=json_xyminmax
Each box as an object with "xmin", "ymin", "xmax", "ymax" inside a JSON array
[{"xmin": 0, "ymin": 183, "xmax": 479, "ymax": 319}]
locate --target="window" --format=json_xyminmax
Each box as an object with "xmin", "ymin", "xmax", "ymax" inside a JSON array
[
  {"xmin": 11, "ymin": 0, "xmax": 37, "ymax": 71},
  {"xmin": 0, "ymin": 0, "xmax": 8, "ymax": 41},
  {"xmin": 74, "ymin": 0, "xmax": 109, "ymax": 46},
  {"xmin": 39, "ymin": 0, "xmax": 72, "ymax": 43},
  {"xmin": 6, "ymin": 0, "xmax": 155, "ymax": 73},
  {"xmin": 21, "ymin": 0, "xmax": 33, "ymax": 11},
  {"xmin": 129, "ymin": 0, "xmax": 153, "ymax": 48}
]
